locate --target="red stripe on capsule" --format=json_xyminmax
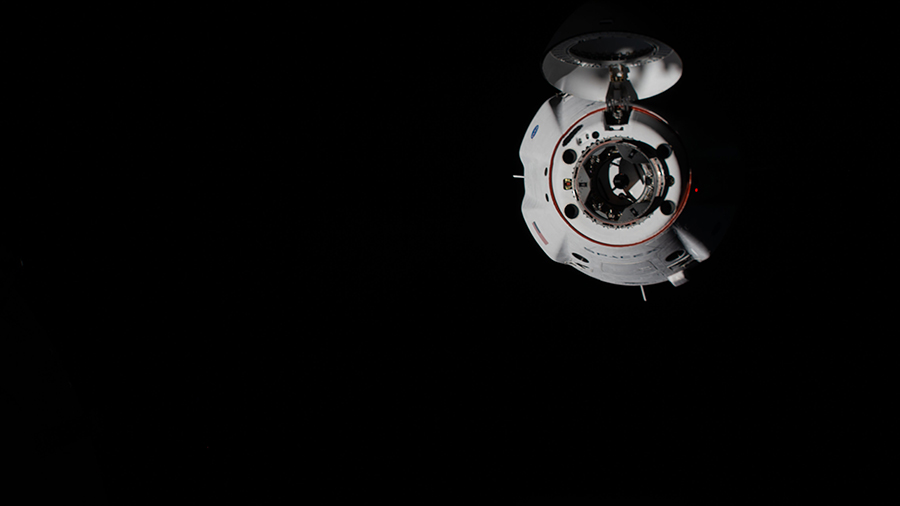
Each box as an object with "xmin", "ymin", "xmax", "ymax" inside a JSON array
[{"xmin": 548, "ymin": 107, "xmax": 690, "ymax": 248}]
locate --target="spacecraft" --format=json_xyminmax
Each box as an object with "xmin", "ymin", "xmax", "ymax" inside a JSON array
[{"xmin": 519, "ymin": 28, "xmax": 719, "ymax": 298}]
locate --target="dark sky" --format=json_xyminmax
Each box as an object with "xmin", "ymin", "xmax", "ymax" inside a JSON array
[{"xmin": 2, "ymin": 2, "xmax": 884, "ymax": 501}]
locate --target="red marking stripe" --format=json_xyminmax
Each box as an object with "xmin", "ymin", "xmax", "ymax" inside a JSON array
[
  {"xmin": 532, "ymin": 222, "xmax": 549, "ymax": 245},
  {"xmin": 548, "ymin": 107, "xmax": 691, "ymax": 248}
]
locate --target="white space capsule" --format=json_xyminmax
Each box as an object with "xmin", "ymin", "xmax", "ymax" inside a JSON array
[{"xmin": 520, "ymin": 31, "xmax": 709, "ymax": 288}]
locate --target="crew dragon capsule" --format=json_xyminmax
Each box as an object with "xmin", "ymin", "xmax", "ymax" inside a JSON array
[{"xmin": 519, "ymin": 30, "xmax": 714, "ymax": 296}]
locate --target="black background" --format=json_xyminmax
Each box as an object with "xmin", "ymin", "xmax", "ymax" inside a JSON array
[{"xmin": 2, "ymin": 2, "xmax": 886, "ymax": 501}]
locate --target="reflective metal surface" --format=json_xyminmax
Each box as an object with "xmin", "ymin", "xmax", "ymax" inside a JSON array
[{"xmin": 542, "ymin": 32, "xmax": 682, "ymax": 102}]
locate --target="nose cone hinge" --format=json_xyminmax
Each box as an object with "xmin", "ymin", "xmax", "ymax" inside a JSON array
[{"xmin": 604, "ymin": 65, "xmax": 637, "ymax": 128}]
